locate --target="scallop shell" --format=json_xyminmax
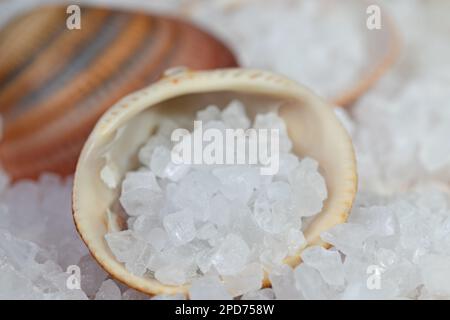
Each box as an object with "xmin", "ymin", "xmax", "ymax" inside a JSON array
[
  {"xmin": 72, "ymin": 68, "xmax": 357, "ymax": 296},
  {"xmin": 0, "ymin": 5, "xmax": 237, "ymax": 180}
]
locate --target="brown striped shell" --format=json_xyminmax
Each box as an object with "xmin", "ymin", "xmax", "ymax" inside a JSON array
[{"xmin": 0, "ymin": 5, "xmax": 237, "ymax": 180}]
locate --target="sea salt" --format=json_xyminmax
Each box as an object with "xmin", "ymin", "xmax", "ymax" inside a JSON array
[
  {"xmin": 189, "ymin": 0, "xmax": 367, "ymax": 99},
  {"xmin": 104, "ymin": 101, "xmax": 327, "ymax": 293},
  {"xmin": 189, "ymin": 276, "xmax": 232, "ymax": 300},
  {"xmin": 95, "ymin": 279, "xmax": 122, "ymax": 300}
]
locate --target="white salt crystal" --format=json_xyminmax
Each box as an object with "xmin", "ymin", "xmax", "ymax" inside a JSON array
[
  {"xmin": 119, "ymin": 171, "xmax": 163, "ymax": 216},
  {"xmin": 212, "ymin": 234, "xmax": 250, "ymax": 275},
  {"xmin": 253, "ymin": 111, "xmax": 292, "ymax": 152},
  {"xmin": 171, "ymin": 170, "xmax": 220, "ymax": 219},
  {"xmin": 259, "ymin": 236, "xmax": 288, "ymax": 268},
  {"xmin": 106, "ymin": 101, "xmax": 329, "ymax": 290},
  {"xmin": 195, "ymin": 248, "xmax": 216, "ymax": 274},
  {"xmin": 95, "ymin": 279, "xmax": 121, "ymax": 300},
  {"xmin": 196, "ymin": 223, "xmax": 219, "ymax": 242},
  {"xmin": 138, "ymin": 135, "xmax": 171, "ymax": 167},
  {"xmin": 212, "ymin": 166, "xmax": 260, "ymax": 204},
  {"xmin": 105, "ymin": 230, "xmax": 139, "ymax": 263},
  {"xmin": 122, "ymin": 288, "xmax": 150, "ymax": 300},
  {"xmin": 269, "ymin": 265, "xmax": 302, "ymax": 300},
  {"xmin": 289, "ymin": 158, "xmax": 327, "ymax": 217},
  {"xmin": 350, "ymin": 206, "xmax": 398, "ymax": 237},
  {"xmin": 163, "ymin": 209, "xmax": 196, "ymax": 246},
  {"xmin": 321, "ymin": 223, "xmax": 369, "ymax": 256},
  {"xmin": 207, "ymin": 193, "xmax": 232, "ymax": 227},
  {"xmin": 155, "ymin": 265, "xmax": 186, "ymax": 286},
  {"xmin": 252, "ymin": 182, "xmax": 292, "ymax": 234},
  {"xmin": 147, "ymin": 228, "xmax": 168, "ymax": 252},
  {"xmin": 78, "ymin": 254, "xmax": 108, "ymax": 298},
  {"xmin": 242, "ymin": 288, "xmax": 275, "ymax": 300},
  {"xmin": 189, "ymin": 276, "xmax": 232, "ymax": 300},
  {"xmin": 300, "ymin": 246, "xmax": 345, "ymax": 287},
  {"xmin": 100, "ymin": 164, "xmax": 119, "ymax": 189},
  {"xmin": 276, "ymin": 153, "xmax": 299, "ymax": 181},
  {"xmin": 151, "ymin": 293, "xmax": 186, "ymax": 300},
  {"xmin": 294, "ymin": 264, "xmax": 331, "ymax": 299},
  {"xmin": 151, "ymin": 146, "xmax": 190, "ymax": 181},
  {"xmin": 221, "ymin": 100, "xmax": 251, "ymax": 129},
  {"xmin": 0, "ymin": 264, "xmax": 44, "ymax": 299},
  {"xmin": 197, "ymin": 105, "xmax": 221, "ymax": 122},
  {"xmin": 125, "ymin": 244, "xmax": 153, "ymax": 277},
  {"xmin": 132, "ymin": 215, "xmax": 162, "ymax": 243},
  {"xmin": 222, "ymin": 263, "xmax": 264, "ymax": 297},
  {"xmin": 419, "ymin": 254, "xmax": 450, "ymax": 297},
  {"xmin": 285, "ymin": 228, "xmax": 306, "ymax": 256},
  {"xmin": 104, "ymin": 231, "xmax": 152, "ymax": 277}
]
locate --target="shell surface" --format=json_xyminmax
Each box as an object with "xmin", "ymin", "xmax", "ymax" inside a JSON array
[
  {"xmin": 73, "ymin": 68, "xmax": 357, "ymax": 296},
  {"xmin": 0, "ymin": 5, "xmax": 237, "ymax": 180}
]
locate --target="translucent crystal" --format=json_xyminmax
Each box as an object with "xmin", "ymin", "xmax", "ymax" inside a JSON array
[
  {"xmin": 195, "ymin": 248, "xmax": 216, "ymax": 274},
  {"xmin": 78, "ymin": 254, "xmax": 108, "ymax": 298},
  {"xmin": 294, "ymin": 264, "xmax": 331, "ymax": 299},
  {"xmin": 189, "ymin": 276, "xmax": 232, "ymax": 300},
  {"xmin": 212, "ymin": 234, "xmax": 250, "ymax": 275},
  {"xmin": 150, "ymin": 146, "xmax": 190, "ymax": 181},
  {"xmin": 288, "ymin": 158, "xmax": 327, "ymax": 217},
  {"xmin": 321, "ymin": 223, "xmax": 369, "ymax": 256},
  {"xmin": 241, "ymin": 288, "xmax": 275, "ymax": 300},
  {"xmin": 197, "ymin": 105, "xmax": 221, "ymax": 122},
  {"xmin": 151, "ymin": 293, "xmax": 186, "ymax": 300},
  {"xmin": 104, "ymin": 231, "xmax": 152, "ymax": 277},
  {"xmin": 213, "ymin": 166, "xmax": 260, "ymax": 204},
  {"xmin": 419, "ymin": 254, "xmax": 450, "ymax": 297},
  {"xmin": 105, "ymin": 230, "xmax": 139, "ymax": 263},
  {"xmin": 197, "ymin": 223, "xmax": 219, "ymax": 242},
  {"xmin": 300, "ymin": 246, "xmax": 345, "ymax": 287},
  {"xmin": 155, "ymin": 265, "xmax": 187, "ymax": 286},
  {"xmin": 163, "ymin": 209, "xmax": 196, "ymax": 246},
  {"xmin": 207, "ymin": 193, "xmax": 232, "ymax": 227},
  {"xmin": 221, "ymin": 100, "xmax": 251, "ymax": 129},
  {"xmin": 284, "ymin": 228, "xmax": 306, "ymax": 256},
  {"xmin": 171, "ymin": 170, "xmax": 220, "ymax": 219},
  {"xmin": 95, "ymin": 279, "xmax": 122, "ymax": 300},
  {"xmin": 122, "ymin": 288, "xmax": 150, "ymax": 300},
  {"xmin": 268, "ymin": 265, "xmax": 302, "ymax": 300},
  {"xmin": 132, "ymin": 215, "xmax": 163, "ymax": 244},
  {"xmin": 119, "ymin": 171, "xmax": 163, "ymax": 216},
  {"xmin": 222, "ymin": 263, "xmax": 264, "ymax": 297},
  {"xmin": 147, "ymin": 228, "xmax": 168, "ymax": 252},
  {"xmin": 253, "ymin": 111, "xmax": 292, "ymax": 152},
  {"xmin": 276, "ymin": 153, "xmax": 299, "ymax": 181},
  {"xmin": 259, "ymin": 236, "xmax": 288, "ymax": 268},
  {"xmin": 252, "ymin": 182, "xmax": 294, "ymax": 234}
]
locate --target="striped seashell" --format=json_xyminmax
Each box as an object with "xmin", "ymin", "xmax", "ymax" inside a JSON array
[{"xmin": 0, "ymin": 5, "xmax": 237, "ymax": 180}]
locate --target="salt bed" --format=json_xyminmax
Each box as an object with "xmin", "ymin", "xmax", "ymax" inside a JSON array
[
  {"xmin": 188, "ymin": 0, "xmax": 367, "ymax": 100},
  {"xmin": 0, "ymin": 0, "xmax": 450, "ymax": 299}
]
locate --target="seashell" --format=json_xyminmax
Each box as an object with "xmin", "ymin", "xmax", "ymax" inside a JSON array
[
  {"xmin": 184, "ymin": 0, "xmax": 400, "ymax": 107},
  {"xmin": 72, "ymin": 68, "xmax": 357, "ymax": 296},
  {"xmin": 0, "ymin": 5, "xmax": 237, "ymax": 180}
]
